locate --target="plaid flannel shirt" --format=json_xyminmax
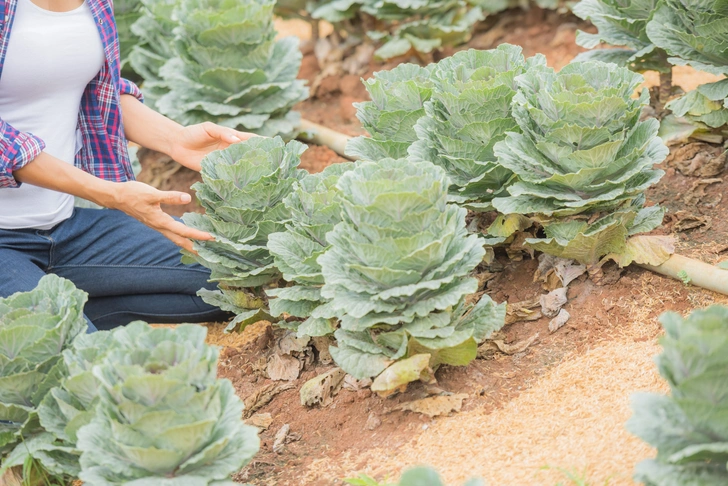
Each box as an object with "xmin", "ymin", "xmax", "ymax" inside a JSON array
[{"xmin": 0, "ymin": 0, "xmax": 143, "ymax": 188}]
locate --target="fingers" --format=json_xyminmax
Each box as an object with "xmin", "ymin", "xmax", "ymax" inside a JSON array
[
  {"xmin": 161, "ymin": 229, "xmax": 196, "ymax": 253},
  {"xmin": 233, "ymin": 130, "xmax": 257, "ymax": 141},
  {"xmin": 203, "ymin": 121, "xmax": 241, "ymax": 144},
  {"xmin": 162, "ymin": 218, "xmax": 214, "ymax": 241},
  {"xmin": 202, "ymin": 122, "xmax": 259, "ymax": 145},
  {"xmin": 158, "ymin": 190, "xmax": 193, "ymax": 206}
]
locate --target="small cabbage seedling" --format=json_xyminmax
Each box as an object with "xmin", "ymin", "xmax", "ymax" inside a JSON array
[
  {"xmin": 76, "ymin": 322, "xmax": 260, "ymax": 485},
  {"xmin": 410, "ymin": 44, "xmax": 546, "ymax": 211},
  {"xmin": 183, "ymin": 137, "xmax": 308, "ymax": 332},
  {"xmin": 628, "ymin": 306, "xmax": 728, "ymax": 485},
  {"xmin": 266, "ymin": 162, "xmax": 355, "ymax": 337},
  {"xmin": 319, "ymin": 159, "xmax": 505, "ymax": 391},
  {"xmin": 156, "ymin": 0, "xmax": 309, "ymax": 138}
]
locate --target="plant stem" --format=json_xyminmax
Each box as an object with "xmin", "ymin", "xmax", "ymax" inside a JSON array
[
  {"xmin": 298, "ymin": 118, "xmax": 357, "ymax": 160},
  {"xmin": 638, "ymin": 254, "xmax": 728, "ymax": 295}
]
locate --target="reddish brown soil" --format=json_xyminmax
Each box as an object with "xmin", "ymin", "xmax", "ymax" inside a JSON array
[{"xmin": 137, "ymin": 6, "xmax": 728, "ymax": 485}]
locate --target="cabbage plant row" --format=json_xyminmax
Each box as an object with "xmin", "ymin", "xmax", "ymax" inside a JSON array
[
  {"xmin": 184, "ymin": 136, "xmax": 507, "ymax": 387},
  {"xmin": 348, "ymin": 45, "xmax": 668, "ymax": 276},
  {"xmin": 573, "ymin": 0, "xmax": 728, "ymax": 139},
  {"xmin": 275, "ymin": 0, "xmax": 563, "ymax": 61},
  {"xmin": 0, "ymin": 275, "xmax": 259, "ymax": 486}
]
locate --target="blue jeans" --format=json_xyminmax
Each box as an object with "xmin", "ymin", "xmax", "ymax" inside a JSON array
[{"xmin": 0, "ymin": 208, "xmax": 230, "ymax": 331}]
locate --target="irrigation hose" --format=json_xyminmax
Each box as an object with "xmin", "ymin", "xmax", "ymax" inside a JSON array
[
  {"xmin": 638, "ymin": 254, "xmax": 728, "ymax": 296},
  {"xmin": 298, "ymin": 118, "xmax": 357, "ymax": 160}
]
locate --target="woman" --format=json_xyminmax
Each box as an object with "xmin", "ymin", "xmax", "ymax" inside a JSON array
[{"xmin": 0, "ymin": 0, "xmax": 247, "ymax": 329}]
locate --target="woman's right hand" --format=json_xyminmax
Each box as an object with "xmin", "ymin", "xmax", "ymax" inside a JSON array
[
  {"xmin": 14, "ymin": 152, "xmax": 211, "ymax": 252},
  {"xmin": 107, "ymin": 181, "xmax": 213, "ymax": 252}
]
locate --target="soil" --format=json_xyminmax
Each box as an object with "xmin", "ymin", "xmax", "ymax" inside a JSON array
[{"xmin": 137, "ymin": 6, "xmax": 728, "ymax": 485}]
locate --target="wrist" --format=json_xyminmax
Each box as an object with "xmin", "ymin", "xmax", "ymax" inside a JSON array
[
  {"xmin": 87, "ymin": 180, "xmax": 123, "ymax": 209},
  {"xmin": 163, "ymin": 125, "xmax": 185, "ymax": 160}
]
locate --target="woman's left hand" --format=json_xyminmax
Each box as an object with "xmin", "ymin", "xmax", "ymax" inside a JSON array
[{"xmin": 168, "ymin": 122, "xmax": 256, "ymax": 171}]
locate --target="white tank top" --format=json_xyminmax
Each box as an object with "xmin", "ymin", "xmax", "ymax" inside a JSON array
[{"xmin": 0, "ymin": 0, "xmax": 105, "ymax": 229}]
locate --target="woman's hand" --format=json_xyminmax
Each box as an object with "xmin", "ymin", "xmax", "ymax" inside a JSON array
[
  {"xmin": 121, "ymin": 95, "xmax": 256, "ymax": 171},
  {"xmin": 108, "ymin": 181, "xmax": 214, "ymax": 252},
  {"xmin": 168, "ymin": 122, "xmax": 256, "ymax": 171}
]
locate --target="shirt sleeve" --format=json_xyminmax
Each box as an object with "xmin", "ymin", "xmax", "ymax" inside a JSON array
[
  {"xmin": 119, "ymin": 77, "xmax": 144, "ymax": 103},
  {"xmin": 0, "ymin": 117, "xmax": 46, "ymax": 189}
]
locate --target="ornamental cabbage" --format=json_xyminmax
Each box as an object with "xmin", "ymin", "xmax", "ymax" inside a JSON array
[
  {"xmin": 627, "ymin": 306, "xmax": 728, "ymax": 485},
  {"xmin": 0, "ymin": 275, "xmax": 87, "ymax": 475},
  {"xmin": 572, "ymin": 0, "xmax": 669, "ymax": 72},
  {"xmin": 319, "ymin": 159, "xmax": 506, "ymax": 384},
  {"xmin": 491, "ymin": 61, "xmax": 667, "ymax": 270},
  {"xmin": 76, "ymin": 322, "xmax": 259, "ymax": 485},
  {"xmin": 183, "ymin": 137, "xmax": 307, "ymax": 332},
  {"xmin": 409, "ymin": 45, "xmax": 545, "ymax": 210},
  {"xmin": 647, "ymin": 0, "xmax": 728, "ymax": 130},
  {"xmin": 364, "ymin": 0, "xmax": 484, "ymax": 61},
  {"xmin": 28, "ymin": 332, "xmax": 115, "ymax": 477},
  {"xmin": 128, "ymin": 0, "xmax": 178, "ymax": 109},
  {"xmin": 156, "ymin": 0, "xmax": 309, "ymax": 139},
  {"xmin": 346, "ymin": 63, "xmax": 435, "ymax": 161},
  {"xmin": 266, "ymin": 162, "xmax": 355, "ymax": 337}
]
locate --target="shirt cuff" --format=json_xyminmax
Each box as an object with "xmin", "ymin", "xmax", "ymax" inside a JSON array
[
  {"xmin": 120, "ymin": 78, "xmax": 144, "ymax": 103},
  {"xmin": 0, "ymin": 131, "xmax": 46, "ymax": 188}
]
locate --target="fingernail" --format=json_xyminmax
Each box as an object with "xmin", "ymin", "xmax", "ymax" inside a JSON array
[
  {"xmin": 180, "ymin": 194, "xmax": 191, "ymax": 203},
  {"xmin": 229, "ymin": 135, "xmax": 241, "ymax": 142}
]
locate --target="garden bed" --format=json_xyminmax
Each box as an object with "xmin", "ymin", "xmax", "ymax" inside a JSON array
[{"xmin": 137, "ymin": 6, "xmax": 728, "ymax": 485}]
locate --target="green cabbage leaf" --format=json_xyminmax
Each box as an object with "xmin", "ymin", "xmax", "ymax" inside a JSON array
[
  {"xmin": 347, "ymin": 63, "xmax": 435, "ymax": 161},
  {"xmin": 76, "ymin": 322, "xmax": 259, "ymax": 485},
  {"xmin": 0, "ymin": 275, "xmax": 88, "ymax": 476},
  {"xmin": 492, "ymin": 61, "xmax": 667, "ymax": 268},
  {"xmin": 410, "ymin": 45, "xmax": 546, "ymax": 211},
  {"xmin": 156, "ymin": 0, "xmax": 309, "ymax": 138},
  {"xmin": 266, "ymin": 162, "xmax": 355, "ymax": 337},
  {"xmin": 183, "ymin": 137, "xmax": 307, "ymax": 332},
  {"xmin": 628, "ymin": 306, "xmax": 728, "ymax": 485},
  {"xmin": 319, "ymin": 159, "xmax": 505, "ymax": 384}
]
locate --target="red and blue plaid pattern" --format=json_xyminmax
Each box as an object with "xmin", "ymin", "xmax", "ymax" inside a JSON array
[{"xmin": 0, "ymin": 0, "xmax": 143, "ymax": 188}]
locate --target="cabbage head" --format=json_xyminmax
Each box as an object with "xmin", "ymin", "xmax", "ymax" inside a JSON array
[
  {"xmin": 627, "ymin": 306, "xmax": 728, "ymax": 486},
  {"xmin": 365, "ymin": 0, "xmax": 484, "ymax": 61},
  {"xmin": 128, "ymin": 0, "xmax": 178, "ymax": 110},
  {"xmin": 492, "ymin": 61, "xmax": 668, "ymax": 269},
  {"xmin": 319, "ymin": 159, "xmax": 506, "ymax": 385},
  {"xmin": 19, "ymin": 332, "xmax": 115, "ymax": 477},
  {"xmin": 0, "ymin": 275, "xmax": 87, "ymax": 475},
  {"xmin": 266, "ymin": 162, "xmax": 355, "ymax": 337},
  {"xmin": 410, "ymin": 45, "xmax": 545, "ymax": 211},
  {"xmin": 572, "ymin": 0, "xmax": 669, "ymax": 72},
  {"xmin": 76, "ymin": 322, "xmax": 259, "ymax": 485},
  {"xmin": 183, "ymin": 137, "xmax": 307, "ymax": 332},
  {"xmin": 647, "ymin": 0, "xmax": 728, "ymax": 131},
  {"xmin": 346, "ymin": 63, "xmax": 435, "ymax": 161},
  {"xmin": 156, "ymin": 0, "xmax": 309, "ymax": 139}
]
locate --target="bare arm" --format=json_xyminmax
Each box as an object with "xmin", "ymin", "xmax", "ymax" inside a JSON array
[
  {"xmin": 120, "ymin": 94, "xmax": 255, "ymax": 171},
  {"xmin": 13, "ymin": 152, "xmax": 212, "ymax": 252}
]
